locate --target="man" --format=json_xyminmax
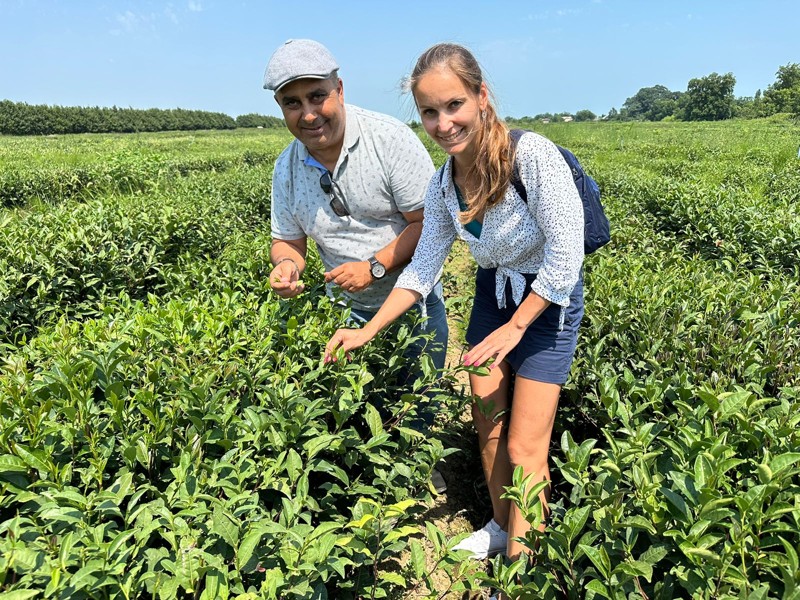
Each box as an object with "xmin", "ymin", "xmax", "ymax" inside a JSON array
[{"xmin": 264, "ymin": 39, "xmax": 448, "ymax": 424}]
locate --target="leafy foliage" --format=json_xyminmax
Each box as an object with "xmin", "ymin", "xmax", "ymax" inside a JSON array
[
  {"xmin": 0, "ymin": 100, "xmax": 236, "ymax": 136},
  {"xmin": 622, "ymin": 85, "xmax": 683, "ymax": 121},
  {"xmin": 681, "ymin": 72, "xmax": 737, "ymax": 121},
  {"xmin": 1, "ymin": 120, "xmax": 799, "ymax": 598}
]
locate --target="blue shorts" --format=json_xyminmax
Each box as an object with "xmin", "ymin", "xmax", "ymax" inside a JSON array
[{"xmin": 465, "ymin": 267, "xmax": 583, "ymax": 385}]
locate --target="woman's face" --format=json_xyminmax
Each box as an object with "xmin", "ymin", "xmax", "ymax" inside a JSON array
[{"xmin": 413, "ymin": 66, "xmax": 488, "ymax": 161}]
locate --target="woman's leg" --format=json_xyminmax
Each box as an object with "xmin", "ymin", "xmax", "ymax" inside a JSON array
[
  {"xmin": 504, "ymin": 376, "xmax": 561, "ymax": 558},
  {"xmin": 468, "ymin": 361, "xmax": 513, "ymax": 529}
]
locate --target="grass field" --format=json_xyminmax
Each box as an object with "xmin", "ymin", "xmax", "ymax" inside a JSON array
[{"xmin": 1, "ymin": 119, "xmax": 799, "ymax": 599}]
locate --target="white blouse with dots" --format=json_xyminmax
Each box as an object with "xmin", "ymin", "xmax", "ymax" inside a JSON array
[{"xmin": 395, "ymin": 131, "xmax": 584, "ymax": 311}]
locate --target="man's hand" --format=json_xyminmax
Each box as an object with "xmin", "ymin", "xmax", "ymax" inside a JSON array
[
  {"xmin": 324, "ymin": 261, "xmax": 373, "ymax": 293},
  {"xmin": 270, "ymin": 259, "xmax": 305, "ymax": 298}
]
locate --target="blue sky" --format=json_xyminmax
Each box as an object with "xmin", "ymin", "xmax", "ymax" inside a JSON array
[{"xmin": 1, "ymin": 0, "xmax": 797, "ymax": 121}]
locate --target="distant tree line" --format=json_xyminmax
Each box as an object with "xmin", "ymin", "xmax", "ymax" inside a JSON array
[
  {"xmin": 234, "ymin": 113, "xmax": 284, "ymax": 128},
  {"xmin": 0, "ymin": 101, "xmax": 285, "ymax": 136},
  {"xmin": 5, "ymin": 63, "xmax": 798, "ymax": 135},
  {"xmin": 512, "ymin": 63, "xmax": 800, "ymax": 123}
]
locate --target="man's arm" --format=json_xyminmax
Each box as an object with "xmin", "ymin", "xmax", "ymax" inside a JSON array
[
  {"xmin": 270, "ymin": 237, "xmax": 308, "ymax": 298},
  {"xmin": 323, "ymin": 209, "xmax": 423, "ymax": 293}
]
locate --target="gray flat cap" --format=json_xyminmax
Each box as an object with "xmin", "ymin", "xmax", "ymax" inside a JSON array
[{"xmin": 264, "ymin": 39, "xmax": 339, "ymax": 92}]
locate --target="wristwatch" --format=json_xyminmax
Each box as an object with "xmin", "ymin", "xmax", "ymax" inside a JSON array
[{"xmin": 368, "ymin": 256, "xmax": 386, "ymax": 280}]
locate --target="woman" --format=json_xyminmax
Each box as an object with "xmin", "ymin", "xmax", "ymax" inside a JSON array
[{"xmin": 324, "ymin": 43, "xmax": 584, "ymax": 562}]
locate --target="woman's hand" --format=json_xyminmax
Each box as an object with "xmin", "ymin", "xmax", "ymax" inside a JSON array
[
  {"xmin": 324, "ymin": 328, "xmax": 375, "ymax": 363},
  {"xmin": 463, "ymin": 321, "xmax": 526, "ymax": 369},
  {"xmin": 465, "ymin": 290, "xmax": 550, "ymax": 369}
]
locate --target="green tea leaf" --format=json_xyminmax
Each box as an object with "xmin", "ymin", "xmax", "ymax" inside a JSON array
[
  {"xmin": 364, "ymin": 402, "xmax": 383, "ymax": 438},
  {"xmin": 0, "ymin": 454, "xmax": 29, "ymax": 472},
  {"xmin": 409, "ymin": 540, "xmax": 425, "ymax": 579},
  {"xmin": 379, "ymin": 572, "xmax": 406, "ymax": 586},
  {"xmin": 0, "ymin": 591, "xmax": 41, "ymax": 600},
  {"xmin": 578, "ymin": 544, "xmax": 610, "ymax": 578},
  {"xmin": 237, "ymin": 530, "xmax": 263, "ymax": 571},
  {"xmin": 212, "ymin": 506, "xmax": 240, "ymax": 549},
  {"xmin": 716, "ymin": 390, "xmax": 750, "ymax": 422},
  {"xmin": 769, "ymin": 452, "xmax": 800, "ymax": 474}
]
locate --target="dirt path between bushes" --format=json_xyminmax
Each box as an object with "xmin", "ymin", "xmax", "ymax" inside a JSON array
[{"xmin": 399, "ymin": 245, "xmax": 495, "ymax": 599}]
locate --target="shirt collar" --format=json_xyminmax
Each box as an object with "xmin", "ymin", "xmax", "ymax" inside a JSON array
[
  {"xmin": 438, "ymin": 156, "xmax": 455, "ymax": 193},
  {"xmin": 303, "ymin": 153, "xmax": 327, "ymax": 173},
  {"xmin": 341, "ymin": 104, "xmax": 360, "ymax": 155}
]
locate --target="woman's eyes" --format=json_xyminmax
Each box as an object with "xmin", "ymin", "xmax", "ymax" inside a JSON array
[{"xmin": 421, "ymin": 100, "xmax": 465, "ymax": 116}]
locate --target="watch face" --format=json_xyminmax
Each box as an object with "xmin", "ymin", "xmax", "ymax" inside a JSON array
[{"xmin": 371, "ymin": 261, "xmax": 386, "ymax": 278}]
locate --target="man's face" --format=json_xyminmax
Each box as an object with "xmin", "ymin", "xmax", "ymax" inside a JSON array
[{"xmin": 275, "ymin": 77, "xmax": 346, "ymax": 154}]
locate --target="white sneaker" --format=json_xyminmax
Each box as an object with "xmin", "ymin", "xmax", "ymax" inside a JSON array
[{"xmin": 452, "ymin": 519, "xmax": 508, "ymax": 559}]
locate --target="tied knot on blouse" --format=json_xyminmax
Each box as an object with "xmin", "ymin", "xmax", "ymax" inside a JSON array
[{"xmin": 495, "ymin": 265, "xmax": 527, "ymax": 309}]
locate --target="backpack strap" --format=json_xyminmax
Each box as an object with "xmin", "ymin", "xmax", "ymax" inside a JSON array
[{"xmin": 509, "ymin": 129, "xmax": 528, "ymax": 203}]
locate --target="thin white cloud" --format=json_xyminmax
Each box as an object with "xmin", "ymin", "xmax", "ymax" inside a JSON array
[
  {"xmin": 109, "ymin": 7, "xmax": 181, "ymax": 35},
  {"xmin": 165, "ymin": 5, "xmax": 179, "ymax": 24},
  {"xmin": 115, "ymin": 10, "xmax": 141, "ymax": 32},
  {"xmin": 188, "ymin": 1, "xmax": 204, "ymax": 12},
  {"xmin": 527, "ymin": 8, "xmax": 583, "ymax": 20}
]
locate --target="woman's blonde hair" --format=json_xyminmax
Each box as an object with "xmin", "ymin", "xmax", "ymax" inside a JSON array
[{"xmin": 408, "ymin": 43, "xmax": 513, "ymax": 223}]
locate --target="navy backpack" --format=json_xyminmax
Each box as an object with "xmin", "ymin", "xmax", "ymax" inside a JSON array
[{"xmin": 509, "ymin": 129, "xmax": 610, "ymax": 254}]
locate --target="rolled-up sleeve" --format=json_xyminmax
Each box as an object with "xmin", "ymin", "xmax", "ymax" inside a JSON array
[
  {"xmin": 270, "ymin": 153, "xmax": 305, "ymax": 240},
  {"xmin": 395, "ymin": 176, "xmax": 457, "ymax": 298},
  {"xmin": 517, "ymin": 136, "xmax": 584, "ymax": 306}
]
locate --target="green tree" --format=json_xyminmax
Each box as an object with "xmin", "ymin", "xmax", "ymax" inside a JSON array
[
  {"xmin": 574, "ymin": 109, "xmax": 597, "ymax": 122},
  {"xmin": 622, "ymin": 84, "xmax": 682, "ymax": 120},
  {"xmin": 235, "ymin": 113, "xmax": 284, "ymax": 128},
  {"xmin": 681, "ymin": 72, "xmax": 736, "ymax": 121},
  {"xmin": 763, "ymin": 63, "xmax": 800, "ymax": 115}
]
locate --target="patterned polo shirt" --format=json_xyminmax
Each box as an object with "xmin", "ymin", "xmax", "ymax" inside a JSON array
[{"xmin": 271, "ymin": 104, "xmax": 435, "ymax": 312}]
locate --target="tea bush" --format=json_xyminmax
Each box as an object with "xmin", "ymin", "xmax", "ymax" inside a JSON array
[
  {"xmin": 2, "ymin": 120, "xmax": 799, "ymax": 598},
  {"xmin": 1, "ymin": 267, "xmax": 463, "ymax": 599}
]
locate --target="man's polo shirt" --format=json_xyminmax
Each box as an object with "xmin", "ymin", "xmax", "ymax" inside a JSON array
[{"xmin": 271, "ymin": 104, "xmax": 435, "ymax": 312}]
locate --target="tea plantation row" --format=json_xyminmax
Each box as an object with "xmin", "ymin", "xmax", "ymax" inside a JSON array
[
  {"xmin": 2, "ymin": 129, "xmax": 468, "ymax": 598},
  {"xmin": 1, "ymin": 122, "xmax": 799, "ymax": 599},
  {"xmin": 445, "ymin": 120, "xmax": 800, "ymax": 599}
]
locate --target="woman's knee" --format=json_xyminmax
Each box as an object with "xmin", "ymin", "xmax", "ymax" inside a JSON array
[{"xmin": 506, "ymin": 437, "xmax": 549, "ymax": 474}]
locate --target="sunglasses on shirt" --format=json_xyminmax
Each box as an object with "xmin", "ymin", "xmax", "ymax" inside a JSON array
[{"xmin": 319, "ymin": 171, "xmax": 350, "ymax": 217}]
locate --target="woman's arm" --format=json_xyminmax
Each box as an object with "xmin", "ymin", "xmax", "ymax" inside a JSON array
[
  {"xmin": 324, "ymin": 288, "xmax": 421, "ymax": 362},
  {"xmin": 463, "ymin": 289, "xmax": 550, "ymax": 369},
  {"xmin": 517, "ymin": 133, "xmax": 584, "ymax": 306},
  {"xmin": 325, "ymin": 169, "xmax": 456, "ymax": 363}
]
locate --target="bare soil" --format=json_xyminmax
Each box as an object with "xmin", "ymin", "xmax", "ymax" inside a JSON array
[{"xmin": 395, "ymin": 245, "xmax": 497, "ymax": 599}]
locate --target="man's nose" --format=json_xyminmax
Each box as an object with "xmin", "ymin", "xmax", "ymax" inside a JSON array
[{"xmin": 301, "ymin": 103, "xmax": 318, "ymax": 123}]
